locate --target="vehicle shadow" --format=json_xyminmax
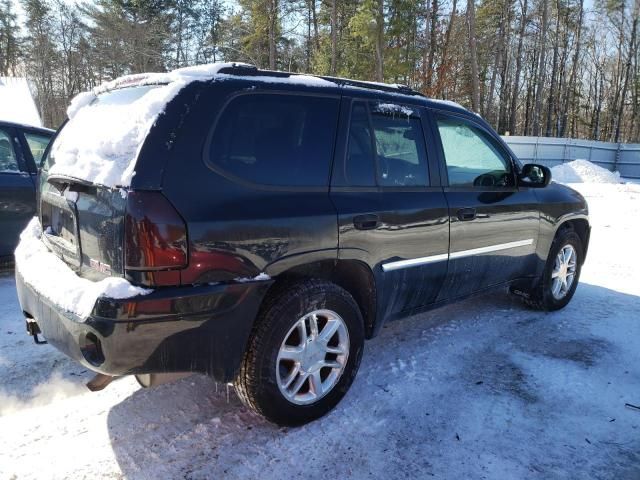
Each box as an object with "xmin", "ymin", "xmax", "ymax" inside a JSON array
[{"xmin": 101, "ymin": 282, "xmax": 638, "ymax": 479}]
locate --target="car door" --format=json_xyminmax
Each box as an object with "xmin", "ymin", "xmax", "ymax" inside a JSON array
[
  {"xmin": 330, "ymin": 96, "xmax": 449, "ymax": 328},
  {"xmin": 0, "ymin": 125, "xmax": 37, "ymax": 258},
  {"xmin": 430, "ymin": 110, "xmax": 540, "ymax": 301}
]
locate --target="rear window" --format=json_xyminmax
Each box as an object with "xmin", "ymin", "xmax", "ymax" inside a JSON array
[
  {"xmin": 207, "ymin": 93, "xmax": 340, "ymax": 187},
  {"xmin": 43, "ymin": 85, "xmax": 161, "ymax": 174}
]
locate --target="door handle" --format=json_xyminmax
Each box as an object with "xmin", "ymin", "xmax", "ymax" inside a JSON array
[
  {"xmin": 457, "ymin": 208, "xmax": 477, "ymax": 221},
  {"xmin": 353, "ymin": 214, "xmax": 380, "ymax": 230}
]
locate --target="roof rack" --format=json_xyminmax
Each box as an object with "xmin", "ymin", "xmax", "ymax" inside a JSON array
[
  {"xmin": 216, "ymin": 63, "xmax": 259, "ymax": 75},
  {"xmin": 317, "ymin": 75, "xmax": 424, "ymax": 97},
  {"xmin": 214, "ymin": 63, "xmax": 424, "ymax": 97}
]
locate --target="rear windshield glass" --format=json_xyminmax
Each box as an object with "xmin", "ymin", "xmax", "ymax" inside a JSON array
[
  {"xmin": 43, "ymin": 85, "xmax": 161, "ymax": 173},
  {"xmin": 207, "ymin": 93, "xmax": 340, "ymax": 187}
]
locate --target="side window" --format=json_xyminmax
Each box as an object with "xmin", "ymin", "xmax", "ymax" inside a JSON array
[
  {"xmin": 0, "ymin": 129, "xmax": 19, "ymax": 173},
  {"xmin": 208, "ymin": 94, "xmax": 339, "ymax": 187},
  {"xmin": 370, "ymin": 103, "xmax": 428, "ymax": 187},
  {"xmin": 24, "ymin": 132, "xmax": 52, "ymax": 167},
  {"xmin": 345, "ymin": 102, "xmax": 376, "ymax": 186},
  {"xmin": 437, "ymin": 118, "xmax": 514, "ymax": 188}
]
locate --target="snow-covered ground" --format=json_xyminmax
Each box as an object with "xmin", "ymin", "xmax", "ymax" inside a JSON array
[{"xmin": 1, "ymin": 165, "xmax": 639, "ymax": 479}]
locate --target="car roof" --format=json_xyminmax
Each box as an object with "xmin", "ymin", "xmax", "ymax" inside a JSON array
[
  {"xmin": 207, "ymin": 64, "xmax": 470, "ymax": 116},
  {"xmin": 0, "ymin": 120, "xmax": 55, "ymax": 134}
]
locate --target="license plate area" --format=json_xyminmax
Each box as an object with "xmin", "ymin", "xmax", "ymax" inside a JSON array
[{"xmin": 41, "ymin": 191, "xmax": 81, "ymax": 268}]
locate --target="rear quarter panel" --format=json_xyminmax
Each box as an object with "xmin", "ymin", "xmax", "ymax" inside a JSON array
[{"xmin": 157, "ymin": 79, "xmax": 342, "ymax": 284}]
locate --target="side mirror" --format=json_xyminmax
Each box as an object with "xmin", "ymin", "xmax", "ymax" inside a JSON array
[{"xmin": 518, "ymin": 163, "xmax": 551, "ymax": 188}]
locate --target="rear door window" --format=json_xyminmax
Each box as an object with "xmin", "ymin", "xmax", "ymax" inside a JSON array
[
  {"xmin": 0, "ymin": 129, "xmax": 19, "ymax": 173},
  {"xmin": 343, "ymin": 101, "xmax": 429, "ymax": 187},
  {"xmin": 208, "ymin": 93, "xmax": 340, "ymax": 187},
  {"xmin": 370, "ymin": 104, "xmax": 428, "ymax": 187}
]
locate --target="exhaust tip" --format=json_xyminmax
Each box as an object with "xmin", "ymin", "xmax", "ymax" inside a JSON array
[
  {"xmin": 86, "ymin": 373, "xmax": 115, "ymax": 392},
  {"xmin": 79, "ymin": 332, "xmax": 105, "ymax": 367}
]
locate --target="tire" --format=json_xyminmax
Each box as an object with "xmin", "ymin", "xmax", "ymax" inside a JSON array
[
  {"xmin": 235, "ymin": 279, "xmax": 364, "ymax": 426},
  {"xmin": 522, "ymin": 228, "xmax": 583, "ymax": 311}
]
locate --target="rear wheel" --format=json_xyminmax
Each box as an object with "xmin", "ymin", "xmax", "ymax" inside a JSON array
[
  {"xmin": 235, "ymin": 279, "xmax": 364, "ymax": 426},
  {"xmin": 521, "ymin": 228, "xmax": 583, "ymax": 311}
]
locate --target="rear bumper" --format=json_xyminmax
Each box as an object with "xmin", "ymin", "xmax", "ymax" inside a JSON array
[{"xmin": 16, "ymin": 272, "xmax": 271, "ymax": 382}]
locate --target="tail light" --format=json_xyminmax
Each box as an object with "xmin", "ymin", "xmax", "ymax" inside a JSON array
[{"xmin": 124, "ymin": 191, "xmax": 187, "ymax": 285}]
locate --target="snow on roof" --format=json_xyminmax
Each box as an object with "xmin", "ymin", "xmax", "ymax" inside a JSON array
[
  {"xmin": 0, "ymin": 77, "xmax": 43, "ymax": 127},
  {"xmin": 373, "ymin": 102, "xmax": 415, "ymax": 117},
  {"xmin": 50, "ymin": 63, "xmax": 336, "ymax": 189}
]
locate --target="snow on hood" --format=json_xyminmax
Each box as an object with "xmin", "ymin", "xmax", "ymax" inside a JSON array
[
  {"xmin": 551, "ymin": 159, "xmax": 622, "ymax": 184},
  {"xmin": 49, "ymin": 63, "xmax": 334, "ymax": 189},
  {"xmin": 15, "ymin": 217, "xmax": 151, "ymax": 318}
]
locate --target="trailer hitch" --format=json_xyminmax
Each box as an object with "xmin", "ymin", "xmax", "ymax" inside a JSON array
[{"xmin": 25, "ymin": 318, "xmax": 48, "ymax": 345}]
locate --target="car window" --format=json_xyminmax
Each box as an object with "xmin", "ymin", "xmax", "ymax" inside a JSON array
[
  {"xmin": 208, "ymin": 93, "xmax": 339, "ymax": 187},
  {"xmin": 370, "ymin": 103, "xmax": 428, "ymax": 187},
  {"xmin": 345, "ymin": 102, "xmax": 376, "ymax": 186},
  {"xmin": 437, "ymin": 118, "xmax": 513, "ymax": 188},
  {"xmin": 24, "ymin": 132, "xmax": 52, "ymax": 167},
  {"xmin": 0, "ymin": 129, "xmax": 19, "ymax": 173}
]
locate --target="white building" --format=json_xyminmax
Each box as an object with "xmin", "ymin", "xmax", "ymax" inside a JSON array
[{"xmin": 0, "ymin": 77, "xmax": 43, "ymax": 127}]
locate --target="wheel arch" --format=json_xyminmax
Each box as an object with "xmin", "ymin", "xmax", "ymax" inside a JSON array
[
  {"xmin": 554, "ymin": 216, "xmax": 590, "ymax": 264},
  {"xmin": 263, "ymin": 259, "xmax": 378, "ymax": 339}
]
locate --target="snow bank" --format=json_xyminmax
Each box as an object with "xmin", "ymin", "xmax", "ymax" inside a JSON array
[
  {"xmin": 49, "ymin": 63, "xmax": 335, "ymax": 189},
  {"xmin": 15, "ymin": 218, "xmax": 151, "ymax": 318},
  {"xmin": 551, "ymin": 159, "xmax": 621, "ymax": 184}
]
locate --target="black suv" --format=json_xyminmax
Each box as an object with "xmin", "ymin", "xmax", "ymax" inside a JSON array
[{"xmin": 16, "ymin": 65, "xmax": 590, "ymax": 425}]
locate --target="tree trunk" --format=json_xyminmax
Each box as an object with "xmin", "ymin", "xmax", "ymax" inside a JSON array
[
  {"xmin": 485, "ymin": 0, "xmax": 510, "ymax": 125},
  {"xmin": 614, "ymin": 7, "xmax": 638, "ymax": 143},
  {"xmin": 309, "ymin": 0, "xmax": 319, "ymax": 51},
  {"xmin": 426, "ymin": 0, "xmax": 438, "ymax": 90},
  {"xmin": 532, "ymin": 0, "xmax": 549, "ymax": 136},
  {"xmin": 330, "ymin": 0, "xmax": 337, "ymax": 75},
  {"xmin": 374, "ymin": 0, "xmax": 384, "ymax": 82},
  {"xmin": 467, "ymin": 0, "xmax": 480, "ymax": 111},
  {"xmin": 435, "ymin": 0, "xmax": 457, "ymax": 97},
  {"xmin": 268, "ymin": 0, "xmax": 278, "ymax": 69},
  {"xmin": 592, "ymin": 65, "xmax": 604, "ymax": 140},
  {"xmin": 497, "ymin": 0, "xmax": 514, "ymax": 133},
  {"xmin": 509, "ymin": 0, "xmax": 528, "ymax": 135},
  {"xmin": 559, "ymin": 0, "xmax": 583, "ymax": 137},
  {"xmin": 544, "ymin": 0, "xmax": 561, "ymax": 136}
]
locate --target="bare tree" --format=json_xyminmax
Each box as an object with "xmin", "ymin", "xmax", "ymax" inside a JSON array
[{"xmin": 467, "ymin": 0, "xmax": 480, "ymax": 112}]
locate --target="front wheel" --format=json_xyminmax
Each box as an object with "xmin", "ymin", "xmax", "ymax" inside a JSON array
[
  {"xmin": 523, "ymin": 228, "xmax": 583, "ymax": 311},
  {"xmin": 235, "ymin": 279, "xmax": 364, "ymax": 426}
]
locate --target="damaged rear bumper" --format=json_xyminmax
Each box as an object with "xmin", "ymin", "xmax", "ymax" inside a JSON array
[{"xmin": 16, "ymin": 271, "xmax": 271, "ymax": 382}]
